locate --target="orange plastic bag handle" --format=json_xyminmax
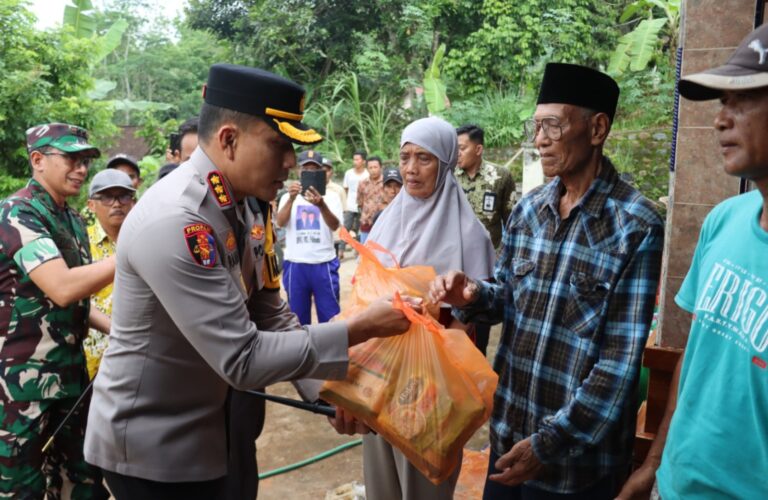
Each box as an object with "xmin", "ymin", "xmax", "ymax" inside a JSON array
[
  {"xmin": 392, "ymin": 292, "xmax": 442, "ymax": 331},
  {"xmin": 340, "ymin": 227, "xmax": 401, "ymax": 269}
]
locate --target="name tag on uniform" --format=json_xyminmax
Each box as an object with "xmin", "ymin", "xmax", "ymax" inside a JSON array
[{"xmin": 482, "ymin": 192, "xmax": 497, "ymax": 213}]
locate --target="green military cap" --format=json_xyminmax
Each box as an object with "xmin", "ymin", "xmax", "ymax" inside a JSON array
[
  {"xmin": 203, "ymin": 63, "xmax": 322, "ymax": 145},
  {"xmin": 26, "ymin": 122, "xmax": 101, "ymax": 157}
]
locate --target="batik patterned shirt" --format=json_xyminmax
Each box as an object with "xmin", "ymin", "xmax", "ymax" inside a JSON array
[
  {"xmin": 0, "ymin": 179, "xmax": 91, "ymax": 401},
  {"xmin": 357, "ymin": 177, "xmax": 386, "ymax": 232},
  {"xmin": 455, "ymin": 159, "xmax": 663, "ymax": 493},
  {"xmin": 84, "ymin": 222, "xmax": 115, "ymax": 379}
]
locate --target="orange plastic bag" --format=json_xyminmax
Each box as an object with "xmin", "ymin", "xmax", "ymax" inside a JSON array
[
  {"xmin": 321, "ymin": 230, "xmax": 498, "ymax": 484},
  {"xmin": 455, "ymin": 447, "xmax": 491, "ymax": 499}
]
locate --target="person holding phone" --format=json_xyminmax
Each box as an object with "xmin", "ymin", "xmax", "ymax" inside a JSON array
[{"xmin": 276, "ymin": 150, "xmax": 344, "ymax": 325}]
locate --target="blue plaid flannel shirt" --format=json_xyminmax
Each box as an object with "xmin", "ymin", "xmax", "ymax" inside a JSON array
[{"xmin": 455, "ymin": 160, "xmax": 663, "ymax": 493}]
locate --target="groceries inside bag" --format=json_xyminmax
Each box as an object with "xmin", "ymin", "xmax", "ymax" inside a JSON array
[{"xmin": 321, "ymin": 230, "xmax": 498, "ymax": 484}]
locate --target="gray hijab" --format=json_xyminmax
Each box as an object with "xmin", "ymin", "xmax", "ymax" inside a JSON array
[{"xmin": 367, "ymin": 116, "xmax": 495, "ymax": 279}]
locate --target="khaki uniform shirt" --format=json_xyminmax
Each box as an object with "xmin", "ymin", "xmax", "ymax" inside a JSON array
[
  {"xmin": 454, "ymin": 161, "xmax": 516, "ymax": 248},
  {"xmin": 84, "ymin": 148, "xmax": 349, "ymax": 482}
]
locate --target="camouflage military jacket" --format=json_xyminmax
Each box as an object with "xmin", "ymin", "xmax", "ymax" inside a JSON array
[
  {"xmin": 0, "ymin": 179, "xmax": 91, "ymax": 401},
  {"xmin": 454, "ymin": 161, "xmax": 516, "ymax": 248}
]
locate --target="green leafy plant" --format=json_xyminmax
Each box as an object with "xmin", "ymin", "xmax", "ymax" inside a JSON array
[
  {"xmin": 423, "ymin": 43, "xmax": 447, "ymax": 116},
  {"xmin": 306, "ymin": 72, "xmax": 408, "ymax": 168},
  {"xmin": 0, "ymin": 175, "xmax": 28, "ymax": 200},
  {"xmin": 0, "ymin": 0, "xmax": 118, "ymax": 178},
  {"xmin": 63, "ymin": 0, "xmax": 97, "ymax": 38},
  {"xmin": 608, "ymin": 0, "xmax": 680, "ymax": 75}
]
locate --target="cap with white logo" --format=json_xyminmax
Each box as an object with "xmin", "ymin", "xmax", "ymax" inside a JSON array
[{"xmin": 679, "ymin": 23, "xmax": 768, "ymax": 101}]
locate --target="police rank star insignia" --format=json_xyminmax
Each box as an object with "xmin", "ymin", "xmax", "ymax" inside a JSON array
[
  {"xmin": 207, "ymin": 171, "xmax": 233, "ymax": 207},
  {"xmin": 184, "ymin": 222, "xmax": 217, "ymax": 268}
]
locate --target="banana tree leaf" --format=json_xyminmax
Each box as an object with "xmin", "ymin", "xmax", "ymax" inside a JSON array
[
  {"xmin": 627, "ymin": 18, "xmax": 667, "ymax": 72},
  {"xmin": 63, "ymin": 0, "xmax": 96, "ymax": 38},
  {"xmin": 423, "ymin": 43, "xmax": 447, "ymax": 116},
  {"xmin": 427, "ymin": 43, "xmax": 445, "ymax": 79},
  {"xmin": 87, "ymin": 79, "xmax": 117, "ymax": 100},
  {"xmin": 108, "ymin": 100, "xmax": 173, "ymax": 112},
  {"xmin": 608, "ymin": 39, "xmax": 632, "ymax": 75},
  {"xmin": 94, "ymin": 19, "xmax": 128, "ymax": 63},
  {"xmin": 619, "ymin": 0, "xmax": 646, "ymax": 23}
]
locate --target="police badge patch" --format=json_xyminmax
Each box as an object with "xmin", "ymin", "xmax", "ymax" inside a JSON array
[
  {"xmin": 184, "ymin": 223, "xmax": 217, "ymax": 268},
  {"xmin": 250, "ymin": 224, "xmax": 265, "ymax": 240}
]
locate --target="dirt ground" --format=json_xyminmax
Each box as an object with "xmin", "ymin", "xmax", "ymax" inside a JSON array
[{"xmin": 256, "ymin": 257, "xmax": 501, "ymax": 499}]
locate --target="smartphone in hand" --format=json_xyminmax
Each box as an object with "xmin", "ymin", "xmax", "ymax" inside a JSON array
[{"xmin": 300, "ymin": 170, "xmax": 326, "ymax": 196}]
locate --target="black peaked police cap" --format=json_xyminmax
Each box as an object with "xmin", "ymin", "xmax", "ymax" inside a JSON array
[
  {"xmin": 203, "ymin": 63, "xmax": 322, "ymax": 145},
  {"xmin": 537, "ymin": 63, "xmax": 620, "ymax": 121}
]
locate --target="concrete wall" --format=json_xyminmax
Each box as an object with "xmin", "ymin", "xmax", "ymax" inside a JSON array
[{"xmin": 657, "ymin": 0, "xmax": 762, "ymax": 347}]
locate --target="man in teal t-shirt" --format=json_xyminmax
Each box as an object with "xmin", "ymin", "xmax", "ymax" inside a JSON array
[
  {"xmin": 658, "ymin": 191, "xmax": 768, "ymax": 498},
  {"xmin": 617, "ymin": 23, "xmax": 768, "ymax": 500}
]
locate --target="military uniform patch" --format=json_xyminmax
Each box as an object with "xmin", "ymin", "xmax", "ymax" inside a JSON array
[
  {"xmin": 184, "ymin": 223, "xmax": 217, "ymax": 268},
  {"xmin": 207, "ymin": 171, "xmax": 233, "ymax": 207}
]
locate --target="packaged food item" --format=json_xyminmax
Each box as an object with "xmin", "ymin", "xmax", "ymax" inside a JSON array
[{"xmin": 321, "ymin": 231, "xmax": 498, "ymax": 483}]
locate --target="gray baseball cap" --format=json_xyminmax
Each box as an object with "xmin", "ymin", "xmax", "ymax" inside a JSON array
[
  {"xmin": 106, "ymin": 153, "xmax": 141, "ymax": 175},
  {"xmin": 89, "ymin": 169, "xmax": 136, "ymax": 198},
  {"xmin": 679, "ymin": 24, "xmax": 768, "ymax": 101}
]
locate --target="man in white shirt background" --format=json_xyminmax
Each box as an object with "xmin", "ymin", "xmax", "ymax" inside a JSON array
[
  {"xmin": 276, "ymin": 150, "xmax": 344, "ymax": 324},
  {"xmin": 341, "ymin": 150, "xmax": 369, "ymax": 255}
]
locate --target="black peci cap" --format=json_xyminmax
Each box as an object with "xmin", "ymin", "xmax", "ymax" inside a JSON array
[
  {"xmin": 537, "ymin": 63, "xmax": 620, "ymax": 121},
  {"xmin": 203, "ymin": 63, "xmax": 322, "ymax": 145}
]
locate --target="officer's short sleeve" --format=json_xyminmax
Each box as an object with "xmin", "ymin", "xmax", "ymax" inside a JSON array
[
  {"xmin": 126, "ymin": 211, "xmax": 349, "ymax": 390},
  {"xmin": 0, "ymin": 202, "xmax": 62, "ymax": 274}
]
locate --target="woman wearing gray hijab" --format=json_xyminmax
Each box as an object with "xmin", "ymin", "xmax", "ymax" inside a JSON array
[{"xmin": 361, "ymin": 116, "xmax": 496, "ymax": 499}]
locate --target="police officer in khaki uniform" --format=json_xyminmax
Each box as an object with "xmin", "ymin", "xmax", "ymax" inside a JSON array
[{"xmin": 84, "ymin": 64, "xmax": 411, "ymax": 499}]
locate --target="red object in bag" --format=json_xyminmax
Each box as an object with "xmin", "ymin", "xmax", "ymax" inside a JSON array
[{"xmin": 321, "ymin": 230, "xmax": 498, "ymax": 484}]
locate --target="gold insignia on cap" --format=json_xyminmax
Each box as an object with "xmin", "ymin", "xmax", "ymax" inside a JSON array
[
  {"xmin": 299, "ymin": 94, "xmax": 306, "ymax": 113},
  {"xmin": 308, "ymin": 151, "xmax": 314, "ymax": 158},
  {"xmin": 265, "ymin": 107, "xmax": 304, "ymax": 121},
  {"xmin": 273, "ymin": 119, "xmax": 322, "ymax": 144}
]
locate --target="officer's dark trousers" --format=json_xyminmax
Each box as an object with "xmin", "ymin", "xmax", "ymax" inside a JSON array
[
  {"xmin": 223, "ymin": 389, "xmax": 267, "ymax": 500},
  {"xmin": 102, "ymin": 469, "xmax": 226, "ymax": 500}
]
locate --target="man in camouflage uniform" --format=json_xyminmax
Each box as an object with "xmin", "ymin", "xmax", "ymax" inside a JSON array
[
  {"xmin": 0, "ymin": 123, "xmax": 114, "ymax": 499},
  {"xmin": 455, "ymin": 124, "xmax": 516, "ymax": 355},
  {"xmin": 455, "ymin": 124, "xmax": 517, "ymax": 249}
]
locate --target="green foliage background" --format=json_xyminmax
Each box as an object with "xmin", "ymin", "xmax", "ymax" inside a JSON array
[{"xmin": 1, "ymin": 0, "xmax": 677, "ymax": 209}]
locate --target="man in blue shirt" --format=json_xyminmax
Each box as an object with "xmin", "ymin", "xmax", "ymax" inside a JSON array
[
  {"xmin": 618, "ymin": 24, "xmax": 768, "ymax": 500},
  {"xmin": 430, "ymin": 64, "xmax": 664, "ymax": 499}
]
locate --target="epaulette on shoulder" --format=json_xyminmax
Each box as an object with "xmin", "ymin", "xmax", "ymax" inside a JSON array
[{"xmin": 174, "ymin": 170, "xmax": 208, "ymax": 211}]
